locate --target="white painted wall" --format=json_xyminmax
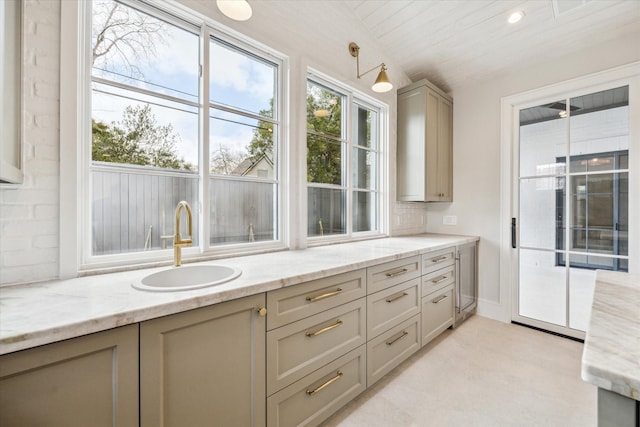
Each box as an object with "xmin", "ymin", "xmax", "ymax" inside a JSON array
[
  {"xmin": 0, "ymin": 0, "xmax": 426, "ymax": 286},
  {"xmin": 426, "ymin": 31, "xmax": 640, "ymax": 321},
  {"xmin": 0, "ymin": 0, "xmax": 60, "ymax": 285}
]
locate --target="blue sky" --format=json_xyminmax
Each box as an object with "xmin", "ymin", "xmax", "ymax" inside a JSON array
[{"xmin": 92, "ymin": 0, "xmax": 275, "ymax": 168}]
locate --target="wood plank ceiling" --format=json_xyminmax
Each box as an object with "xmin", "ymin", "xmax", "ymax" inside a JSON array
[{"xmin": 344, "ymin": 0, "xmax": 640, "ymax": 92}]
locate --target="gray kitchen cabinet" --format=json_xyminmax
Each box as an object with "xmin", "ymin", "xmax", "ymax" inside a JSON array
[
  {"xmin": 397, "ymin": 78, "xmax": 453, "ymax": 202},
  {"xmin": 267, "ymin": 346, "xmax": 366, "ymax": 427},
  {"xmin": 140, "ymin": 293, "xmax": 266, "ymax": 427},
  {"xmin": 366, "ymin": 314, "xmax": 421, "ymax": 385},
  {"xmin": 421, "ymin": 285, "xmax": 455, "ymax": 346},
  {"xmin": 365, "ymin": 257, "xmax": 422, "ymax": 386},
  {"xmin": 266, "ymin": 270, "xmax": 367, "ymax": 426},
  {"xmin": 266, "ymin": 298, "xmax": 366, "ymax": 395},
  {"xmin": 420, "ymin": 248, "xmax": 456, "ymax": 347},
  {"xmin": 0, "ymin": 324, "xmax": 139, "ymax": 427}
]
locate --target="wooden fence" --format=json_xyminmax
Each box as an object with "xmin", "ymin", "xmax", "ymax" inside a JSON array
[{"xmin": 91, "ymin": 163, "xmax": 275, "ymax": 255}]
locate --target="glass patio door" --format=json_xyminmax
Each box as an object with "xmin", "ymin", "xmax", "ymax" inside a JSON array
[{"xmin": 514, "ymin": 86, "xmax": 629, "ymax": 338}]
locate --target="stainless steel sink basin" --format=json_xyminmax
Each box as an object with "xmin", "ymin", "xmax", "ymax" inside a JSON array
[{"xmin": 133, "ymin": 265, "xmax": 242, "ymax": 292}]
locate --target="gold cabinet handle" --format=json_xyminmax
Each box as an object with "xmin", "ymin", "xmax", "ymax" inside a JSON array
[
  {"xmin": 386, "ymin": 330, "xmax": 409, "ymax": 346},
  {"xmin": 306, "ymin": 371, "xmax": 343, "ymax": 396},
  {"xmin": 306, "ymin": 320, "xmax": 343, "ymax": 337},
  {"xmin": 306, "ymin": 288, "xmax": 343, "ymax": 302},
  {"xmin": 386, "ymin": 292, "xmax": 408, "ymax": 303},
  {"xmin": 432, "ymin": 294, "xmax": 448, "ymax": 304},
  {"xmin": 257, "ymin": 307, "xmax": 267, "ymax": 317},
  {"xmin": 385, "ymin": 268, "xmax": 408, "ymax": 278},
  {"xmin": 431, "ymin": 275, "xmax": 448, "ymax": 284},
  {"xmin": 431, "ymin": 256, "xmax": 447, "ymax": 263}
]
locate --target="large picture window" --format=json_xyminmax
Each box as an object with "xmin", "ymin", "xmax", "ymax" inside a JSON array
[
  {"xmin": 88, "ymin": 0, "xmax": 282, "ymax": 264},
  {"xmin": 306, "ymin": 76, "xmax": 383, "ymax": 240}
]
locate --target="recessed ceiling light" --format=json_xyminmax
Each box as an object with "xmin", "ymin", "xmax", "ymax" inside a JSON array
[{"xmin": 508, "ymin": 11, "xmax": 525, "ymax": 24}]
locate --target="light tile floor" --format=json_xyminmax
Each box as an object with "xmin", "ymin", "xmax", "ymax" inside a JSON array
[{"xmin": 321, "ymin": 315, "xmax": 596, "ymax": 427}]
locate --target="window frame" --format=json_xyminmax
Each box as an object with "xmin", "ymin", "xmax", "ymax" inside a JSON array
[
  {"xmin": 306, "ymin": 69, "xmax": 388, "ymax": 245},
  {"xmin": 61, "ymin": 0, "xmax": 289, "ymax": 274},
  {"xmin": 555, "ymin": 149, "xmax": 628, "ymax": 271}
]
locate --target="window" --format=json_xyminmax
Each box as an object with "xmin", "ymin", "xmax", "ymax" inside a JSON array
[
  {"xmin": 556, "ymin": 150, "xmax": 628, "ymax": 271},
  {"xmin": 86, "ymin": 0, "xmax": 283, "ymax": 266},
  {"xmin": 306, "ymin": 76, "xmax": 384, "ymax": 240}
]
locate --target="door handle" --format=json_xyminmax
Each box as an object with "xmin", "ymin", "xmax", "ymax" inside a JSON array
[{"xmin": 511, "ymin": 217, "xmax": 517, "ymax": 249}]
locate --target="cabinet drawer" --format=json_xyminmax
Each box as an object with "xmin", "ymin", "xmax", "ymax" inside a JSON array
[
  {"xmin": 367, "ymin": 256, "xmax": 420, "ymax": 294},
  {"xmin": 422, "ymin": 264, "xmax": 455, "ymax": 296},
  {"xmin": 367, "ymin": 278, "xmax": 420, "ymax": 340},
  {"xmin": 366, "ymin": 314, "xmax": 421, "ymax": 386},
  {"xmin": 267, "ymin": 346, "xmax": 366, "ymax": 427},
  {"xmin": 421, "ymin": 285, "xmax": 454, "ymax": 347},
  {"xmin": 267, "ymin": 298, "xmax": 366, "ymax": 395},
  {"xmin": 267, "ymin": 269, "xmax": 366, "ymax": 330},
  {"xmin": 422, "ymin": 247, "xmax": 455, "ymax": 275}
]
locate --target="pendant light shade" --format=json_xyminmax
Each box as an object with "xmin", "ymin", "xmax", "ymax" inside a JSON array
[
  {"xmin": 216, "ymin": 0, "xmax": 253, "ymax": 21},
  {"xmin": 372, "ymin": 65, "xmax": 392, "ymax": 93}
]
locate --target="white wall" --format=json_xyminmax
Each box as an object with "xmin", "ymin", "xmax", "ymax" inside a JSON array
[
  {"xmin": 425, "ymin": 31, "xmax": 640, "ymax": 321},
  {"xmin": 0, "ymin": 0, "xmax": 427, "ymax": 286},
  {"xmin": 0, "ymin": 0, "xmax": 60, "ymax": 285}
]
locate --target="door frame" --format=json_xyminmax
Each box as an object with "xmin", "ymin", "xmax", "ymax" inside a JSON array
[{"xmin": 499, "ymin": 62, "xmax": 640, "ymax": 338}]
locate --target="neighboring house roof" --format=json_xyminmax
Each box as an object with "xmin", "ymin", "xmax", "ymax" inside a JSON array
[{"xmin": 231, "ymin": 154, "xmax": 273, "ymax": 176}]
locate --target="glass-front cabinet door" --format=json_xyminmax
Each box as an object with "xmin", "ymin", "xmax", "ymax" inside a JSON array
[{"xmin": 515, "ymin": 86, "xmax": 629, "ymax": 338}]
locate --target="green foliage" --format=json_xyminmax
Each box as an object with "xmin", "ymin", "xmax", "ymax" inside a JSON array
[
  {"xmin": 305, "ymin": 83, "xmax": 343, "ymax": 184},
  {"xmin": 92, "ymin": 105, "xmax": 193, "ymax": 171}
]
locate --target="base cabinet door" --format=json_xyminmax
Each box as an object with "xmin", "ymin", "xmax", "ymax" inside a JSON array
[
  {"xmin": 140, "ymin": 294, "xmax": 266, "ymax": 427},
  {"xmin": 267, "ymin": 345, "xmax": 366, "ymax": 427},
  {"xmin": 421, "ymin": 285, "xmax": 454, "ymax": 346},
  {"xmin": 366, "ymin": 314, "xmax": 421, "ymax": 386},
  {"xmin": 0, "ymin": 324, "xmax": 139, "ymax": 427}
]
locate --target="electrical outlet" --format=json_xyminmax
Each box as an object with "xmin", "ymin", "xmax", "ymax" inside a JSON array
[{"xmin": 443, "ymin": 215, "xmax": 457, "ymax": 225}]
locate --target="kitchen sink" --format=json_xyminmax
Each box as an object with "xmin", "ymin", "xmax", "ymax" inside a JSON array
[{"xmin": 133, "ymin": 265, "xmax": 242, "ymax": 292}]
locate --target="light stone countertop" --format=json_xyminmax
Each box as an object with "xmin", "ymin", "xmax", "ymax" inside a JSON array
[
  {"xmin": 582, "ymin": 270, "xmax": 640, "ymax": 401},
  {"xmin": 0, "ymin": 234, "xmax": 478, "ymax": 355}
]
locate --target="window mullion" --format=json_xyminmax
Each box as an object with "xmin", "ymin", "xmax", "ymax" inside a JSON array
[
  {"xmin": 345, "ymin": 93, "xmax": 353, "ymax": 237},
  {"xmin": 200, "ymin": 24, "xmax": 211, "ymax": 253}
]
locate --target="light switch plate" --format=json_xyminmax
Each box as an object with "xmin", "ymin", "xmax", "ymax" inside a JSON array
[{"xmin": 443, "ymin": 215, "xmax": 457, "ymax": 225}]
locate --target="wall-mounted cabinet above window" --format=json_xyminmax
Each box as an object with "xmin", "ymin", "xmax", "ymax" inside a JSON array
[
  {"xmin": 397, "ymin": 79, "xmax": 453, "ymax": 202},
  {"xmin": 0, "ymin": 0, "xmax": 23, "ymax": 184}
]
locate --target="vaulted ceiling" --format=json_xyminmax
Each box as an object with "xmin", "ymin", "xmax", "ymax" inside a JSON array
[{"xmin": 345, "ymin": 0, "xmax": 640, "ymax": 92}]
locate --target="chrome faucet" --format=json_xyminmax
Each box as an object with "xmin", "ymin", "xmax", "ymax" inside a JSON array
[{"xmin": 173, "ymin": 201, "xmax": 193, "ymax": 267}]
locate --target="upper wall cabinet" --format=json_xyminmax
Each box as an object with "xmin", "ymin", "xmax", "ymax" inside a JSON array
[
  {"xmin": 0, "ymin": 0, "xmax": 23, "ymax": 184},
  {"xmin": 397, "ymin": 79, "xmax": 453, "ymax": 202}
]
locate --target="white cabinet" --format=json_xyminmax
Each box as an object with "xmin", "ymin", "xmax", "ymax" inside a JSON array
[
  {"xmin": 140, "ymin": 294, "xmax": 266, "ymax": 427},
  {"xmin": 0, "ymin": 325, "xmax": 139, "ymax": 427},
  {"xmin": 397, "ymin": 78, "xmax": 453, "ymax": 202}
]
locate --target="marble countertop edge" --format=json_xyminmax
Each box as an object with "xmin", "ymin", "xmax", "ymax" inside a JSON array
[
  {"xmin": 0, "ymin": 234, "xmax": 479, "ymax": 355},
  {"xmin": 581, "ymin": 270, "xmax": 640, "ymax": 401}
]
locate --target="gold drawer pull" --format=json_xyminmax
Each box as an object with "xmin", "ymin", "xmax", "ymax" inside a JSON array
[
  {"xmin": 386, "ymin": 330, "xmax": 409, "ymax": 346},
  {"xmin": 431, "ymin": 255, "xmax": 448, "ymax": 263},
  {"xmin": 431, "ymin": 275, "xmax": 448, "ymax": 284},
  {"xmin": 306, "ymin": 320, "xmax": 343, "ymax": 337},
  {"xmin": 386, "ymin": 292, "xmax": 408, "ymax": 303},
  {"xmin": 385, "ymin": 268, "xmax": 408, "ymax": 277},
  {"xmin": 306, "ymin": 288, "xmax": 343, "ymax": 302},
  {"xmin": 306, "ymin": 371, "xmax": 343, "ymax": 396},
  {"xmin": 432, "ymin": 294, "xmax": 448, "ymax": 304}
]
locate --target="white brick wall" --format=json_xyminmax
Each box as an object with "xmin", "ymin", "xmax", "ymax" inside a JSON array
[{"xmin": 0, "ymin": 0, "xmax": 61, "ymax": 285}]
